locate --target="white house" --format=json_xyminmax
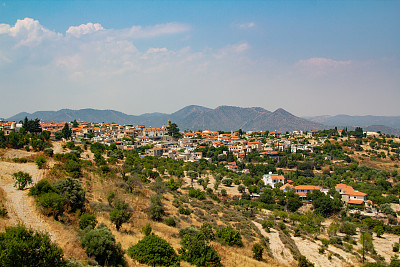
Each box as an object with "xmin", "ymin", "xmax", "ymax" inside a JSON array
[{"xmin": 263, "ymin": 172, "xmax": 285, "ymax": 188}]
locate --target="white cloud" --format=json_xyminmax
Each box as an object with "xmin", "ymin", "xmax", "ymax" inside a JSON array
[
  {"xmin": 214, "ymin": 42, "xmax": 250, "ymax": 58},
  {"xmin": 297, "ymin": 57, "xmax": 352, "ymax": 68},
  {"xmin": 66, "ymin": 22, "xmax": 104, "ymax": 37},
  {"xmin": 125, "ymin": 22, "xmax": 190, "ymax": 39},
  {"xmin": 239, "ymin": 22, "xmax": 255, "ymax": 29},
  {"xmin": 0, "ymin": 18, "xmax": 61, "ymax": 46},
  {"xmin": 146, "ymin": 47, "xmax": 168, "ymax": 54}
]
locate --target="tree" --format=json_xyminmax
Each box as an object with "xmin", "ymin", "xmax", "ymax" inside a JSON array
[
  {"xmin": 72, "ymin": 120, "xmax": 79, "ymax": 128},
  {"xmin": 35, "ymin": 156, "xmax": 46, "ymax": 169},
  {"xmin": 22, "ymin": 117, "xmax": 42, "ymax": 134},
  {"xmin": 216, "ymin": 226, "xmax": 243, "ymax": 247},
  {"xmin": 252, "ymin": 243, "xmax": 264, "ymax": 261},
  {"xmin": 110, "ymin": 201, "xmax": 132, "ymax": 231},
  {"xmin": 238, "ymin": 184, "xmax": 246, "ymax": 193},
  {"xmin": 373, "ymin": 225, "xmax": 384, "ymax": 237},
  {"xmin": 128, "ymin": 234, "xmax": 180, "ymax": 266},
  {"xmin": 0, "ymin": 225, "xmax": 65, "ymax": 266},
  {"xmin": 82, "ymin": 225, "xmax": 126, "ymax": 266},
  {"xmin": 287, "ymin": 195, "xmax": 303, "ymax": 212},
  {"xmin": 167, "ymin": 122, "xmax": 182, "ymax": 138},
  {"xmin": 12, "ymin": 171, "xmax": 32, "ymax": 190},
  {"xmin": 148, "ymin": 194, "xmax": 165, "ymax": 221},
  {"xmin": 221, "ymin": 178, "xmax": 233, "ymax": 187},
  {"xmin": 38, "ymin": 192, "xmax": 65, "ymax": 220},
  {"xmin": 79, "ymin": 213, "xmax": 97, "ymax": 230},
  {"xmin": 54, "ymin": 178, "xmax": 85, "ymax": 212},
  {"xmin": 62, "ymin": 123, "xmax": 71, "ymax": 139}
]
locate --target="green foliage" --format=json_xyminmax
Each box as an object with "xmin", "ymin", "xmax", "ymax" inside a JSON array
[
  {"xmin": 381, "ymin": 203, "xmax": 397, "ymax": 217},
  {"xmin": 12, "ymin": 171, "xmax": 32, "ymax": 190},
  {"xmin": 252, "ymin": 243, "xmax": 264, "ymax": 261},
  {"xmin": 374, "ymin": 225, "xmax": 385, "ymax": 237},
  {"xmin": 128, "ymin": 234, "xmax": 180, "ymax": 266},
  {"xmin": 38, "ymin": 192, "xmax": 65, "ymax": 220},
  {"xmin": 0, "ymin": 225, "xmax": 65, "ymax": 266},
  {"xmin": 142, "ymin": 224, "xmax": 152, "ymax": 236},
  {"xmin": 53, "ymin": 178, "xmax": 85, "ymax": 212},
  {"xmin": 262, "ymin": 219, "xmax": 274, "ymax": 233},
  {"xmin": 178, "ymin": 206, "xmax": 192, "ymax": 215},
  {"xmin": 221, "ymin": 178, "xmax": 233, "ymax": 187},
  {"xmin": 110, "ymin": 201, "xmax": 132, "ymax": 231},
  {"xmin": 189, "ymin": 188, "xmax": 206, "ymax": 200},
  {"xmin": 339, "ymin": 221, "xmax": 357, "ymax": 236},
  {"xmin": 82, "ymin": 225, "xmax": 126, "ymax": 266},
  {"xmin": 179, "ymin": 226, "xmax": 221, "ymax": 267},
  {"xmin": 44, "ymin": 147, "xmax": 54, "ymax": 157},
  {"xmin": 149, "ymin": 194, "xmax": 165, "ymax": 221},
  {"xmin": 167, "ymin": 122, "xmax": 182, "ymax": 139},
  {"xmin": 165, "ymin": 178, "xmax": 180, "ymax": 191},
  {"xmin": 0, "ymin": 203, "xmax": 7, "ymax": 217},
  {"xmin": 298, "ymin": 255, "xmax": 314, "ymax": 267},
  {"xmin": 216, "ymin": 226, "xmax": 243, "ymax": 247},
  {"xmin": 64, "ymin": 159, "xmax": 81, "ymax": 178},
  {"xmin": 62, "ymin": 123, "xmax": 72, "ymax": 139},
  {"xmin": 164, "ymin": 217, "xmax": 176, "ymax": 227},
  {"xmin": 221, "ymin": 189, "xmax": 227, "ymax": 196},
  {"xmin": 29, "ymin": 179, "xmax": 56, "ymax": 196},
  {"xmin": 393, "ymin": 242, "xmax": 400, "ymax": 252},
  {"xmin": 79, "ymin": 213, "xmax": 97, "ymax": 230},
  {"xmin": 238, "ymin": 184, "xmax": 246, "ymax": 193},
  {"xmin": 35, "ymin": 156, "xmax": 46, "ymax": 169}
]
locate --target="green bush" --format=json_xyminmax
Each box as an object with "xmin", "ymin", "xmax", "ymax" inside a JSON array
[
  {"xmin": 339, "ymin": 221, "xmax": 357, "ymax": 236},
  {"xmin": 128, "ymin": 234, "xmax": 180, "ymax": 266},
  {"xmin": 179, "ymin": 229, "xmax": 221, "ymax": 266},
  {"xmin": 12, "ymin": 158, "xmax": 27, "ymax": 163},
  {"xmin": 54, "ymin": 178, "xmax": 85, "ymax": 212},
  {"xmin": 79, "ymin": 213, "xmax": 97, "ymax": 230},
  {"xmin": 178, "ymin": 206, "xmax": 191, "ymax": 215},
  {"xmin": 221, "ymin": 189, "xmax": 227, "ymax": 196},
  {"xmin": 393, "ymin": 242, "xmax": 400, "ymax": 252},
  {"xmin": 12, "ymin": 171, "xmax": 32, "ymax": 190},
  {"xmin": 43, "ymin": 148, "xmax": 53, "ymax": 157},
  {"xmin": 149, "ymin": 194, "xmax": 165, "ymax": 221},
  {"xmin": 37, "ymin": 192, "xmax": 65, "ymax": 220},
  {"xmin": 262, "ymin": 219, "xmax": 274, "ymax": 233},
  {"xmin": 142, "ymin": 224, "xmax": 152, "ymax": 236},
  {"xmin": 252, "ymin": 243, "xmax": 264, "ymax": 261},
  {"xmin": 221, "ymin": 178, "xmax": 233, "ymax": 186},
  {"xmin": 189, "ymin": 188, "xmax": 206, "ymax": 200},
  {"xmin": 164, "ymin": 217, "xmax": 176, "ymax": 227},
  {"xmin": 0, "ymin": 203, "xmax": 7, "ymax": 218},
  {"xmin": 35, "ymin": 156, "xmax": 46, "ymax": 169},
  {"xmin": 216, "ymin": 226, "xmax": 243, "ymax": 247},
  {"xmin": 0, "ymin": 225, "xmax": 65, "ymax": 266},
  {"xmin": 110, "ymin": 201, "xmax": 132, "ymax": 231},
  {"xmin": 82, "ymin": 225, "xmax": 126, "ymax": 266},
  {"xmin": 29, "ymin": 179, "xmax": 56, "ymax": 196}
]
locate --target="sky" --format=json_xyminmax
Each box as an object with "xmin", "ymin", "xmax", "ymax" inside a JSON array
[{"xmin": 0, "ymin": 0, "xmax": 399, "ymax": 118}]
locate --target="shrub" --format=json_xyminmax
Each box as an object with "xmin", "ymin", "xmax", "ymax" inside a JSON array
[
  {"xmin": 149, "ymin": 194, "xmax": 165, "ymax": 221},
  {"xmin": 0, "ymin": 225, "xmax": 65, "ymax": 266},
  {"xmin": 110, "ymin": 201, "xmax": 132, "ymax": 231},
  {"xmin": 142, "ymin": 224, "xmax": 152, "ymax": 236},
  {"xmin": 164, "ymin": 217, "xmax": 176, "ymax": 227},
  {"xmin": 82, "ymin": 225, "xmax": 126, "ymax": 266},
  {"xmin": 216, "ymin": 226, "xmax": 243, "ymax": 247},
  {"xmin": 320, "ymin": 238, "xmax": 330, "ymax": 247},
  {"xmin": 200, "ymin": 222, "xmax": 215, "ymax": 242},
  {"xmin": 12, "ymin": 157, "xmax": 28, "ymax": 163},
  {"xmin": 262, "ymin": 219, "xmax": 274, "ymax": 233},
  {"xmin": 43, "ymin": 148, "xmax": 53, "ymax": 157},
  {"xmin": 221, "ymin": 189, "xmax": 227, "ymax": 196},
  {"xmin": 221, "ymin": 178, "xmax": 233, "ymax": 186},
  {"xmin": 393, "ymin": 242, "xmax": 399, "ymax": 252},
  {"xmin": 64, "ymin": 159, "xmax": 81, "ymax": 178},
  {"xmin": 0, "ymin": 203, "xmax": 7, "ymax": 217},
  {"xmin": 252, "ymin": 243, "xmax": 264, "ymax": 261},
  {"xmin": 12, "ymin": 171, "xmax": 32, "ymax": 190},
  {"xmin": 29, "ymin": 179, "xmax": 56, "ymax": 196},
  {"xmin": 178, "ymin": 206, "xmax": 191, "ymax": 215},
  {"xmin": 54, "ymin": 178, "xmax": 85, "ymax": 212},
  {"xmin": 37, "ymin": 192, "xmax": 65, "ymax": 220},
  {"xmin": 128, "ymin": 234, "xmax": 180, "ymax": 266},
  {"xmin": 179, "ymin": 231, "xmax": 221, "ymax": 266},
  {"xmin": 79, "ymin": 213, "xmax": 97, "ymax": 230},
  {"xmin": 189, "ymin": 188, "xmax": 206, "ymax": 200},
  {"xmin": 339, "ymin": 221, "xmax": 357, "ymax": 236},
  {"xmin": 298, "ymin": 255, "xmax": 314, "ymax": 267},
  {"xmin": 35, "ymin": 156, "xmax": 46, "ymax": 169}
]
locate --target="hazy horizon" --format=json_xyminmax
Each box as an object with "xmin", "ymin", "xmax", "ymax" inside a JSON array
[{"xmin": 1, "ymin": 1, "xmax": 399, "ymax": 118}]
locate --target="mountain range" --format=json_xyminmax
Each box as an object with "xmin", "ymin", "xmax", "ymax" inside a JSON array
[
  {"xmin": 5, "ymin": 106, "xmax": 400, "ymax": 135},
  {"xmin": 7, "ymin": 105, "xmax": 324, "ymax": 132}
]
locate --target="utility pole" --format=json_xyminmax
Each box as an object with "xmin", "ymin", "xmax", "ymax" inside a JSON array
[{"xmin": 362, "ymin": 231, "xmax": 365, "ymax": 264}]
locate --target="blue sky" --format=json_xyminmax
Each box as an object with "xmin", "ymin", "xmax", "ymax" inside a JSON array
[{"xmin": 1, "ymin": 1, "xmax": 399, "ymax": 118}]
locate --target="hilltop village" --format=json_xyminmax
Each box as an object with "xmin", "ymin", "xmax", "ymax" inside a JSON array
[{"xmin": 1, "ymin": 118, "xmax": 400, "ymax": 266}]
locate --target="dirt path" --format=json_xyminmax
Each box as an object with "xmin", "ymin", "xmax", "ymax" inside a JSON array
[
  {"xmin": 0, "ymin": 160, "xmax": 87, "ymax": 261},
  {"xmin": 253, "ymin": 221, "xmax": 295, "ymax": 266}
]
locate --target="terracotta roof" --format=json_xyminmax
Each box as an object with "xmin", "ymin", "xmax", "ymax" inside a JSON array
[{"xmin": 295, "ymin": 185, "xmax": 320, "ymax": 190}]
